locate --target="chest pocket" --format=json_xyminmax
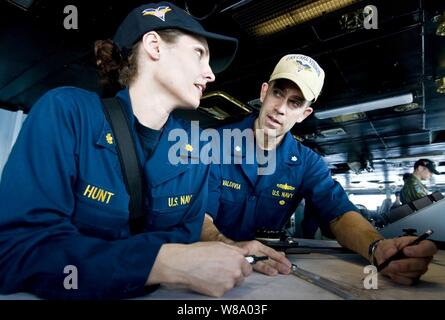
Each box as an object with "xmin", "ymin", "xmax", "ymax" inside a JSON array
[
  {"xmin": 215, "ymin": 178, "xmax": 251, "ymax": 234},
  {"xmin": 147, "ymin": 193, "xmax": 194, "ymax": 230},
  {"xmin": 72, "ymin": 179, "xmax": 129, "ymax": 240},
  {"xmin": 255, "ymin": 191, "xmax": 296, "ymax": 230},
  {"xmin": 218, "ymin": 180, "xmax": 249, "ymax": 226},
  {"xmin": 73, "ymin": 193, "xmax": 129, "ymax": 240},
  {"xmin": 219, "ymin": 178, "xmax": 248, "ymax": 202}
]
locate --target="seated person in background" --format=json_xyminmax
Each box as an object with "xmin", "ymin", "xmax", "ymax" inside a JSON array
[
  {"xmin": 400, "ymin": 159, "xmax": 440, "ymax": 204},
  {"xmin": 378, "ymin": 197, "xmax": 393, "ymax": 217},
  {"xmin": 403, "ymin": 172, "xmax": 411, "ymax": 182},
  {"xmin": 201, "ymin": 54, "xmax": 437, "ymax": 286},
  {"xmin": 390, "ymin": 191, "xmax": 402, "ymax": 210}
]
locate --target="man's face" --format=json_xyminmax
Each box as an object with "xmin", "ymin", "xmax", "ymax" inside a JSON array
[
  {"xmin": 418, "ymin": 166, "xmax": 433, "ymax": 180},
  {"xmin": 257, "ymin": 79, "xmax": 313, "ymax": 139}
]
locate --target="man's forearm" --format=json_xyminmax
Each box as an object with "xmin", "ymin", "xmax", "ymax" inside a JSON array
[
  {"xmin": 201, "ymin": 214, "xmax": 235, "ymax": 244},
  {"xmin": 330, "ymin": 211, "xmax": 383, "ymax": 260}
]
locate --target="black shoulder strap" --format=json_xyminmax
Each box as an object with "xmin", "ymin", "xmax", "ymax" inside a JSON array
[{"xmin": 101, "ymin": 97, "xmax": 145, "ymax": 235}]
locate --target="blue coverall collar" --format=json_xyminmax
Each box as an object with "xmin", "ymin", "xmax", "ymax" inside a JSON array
[
  {"xmin": 227, "ymin": 114, "xmax": 302, "ymax": 189},
  {"xmin": 116, "ymin": 87, "xmax": 193, "ymax": 187},
  {"xmin": 228, "ymin": 114, "xmax": 256, "ymax": 158},
  {"xmin": 117, "ymin": 87, "xmax": 145, "ymax": 129},
  {"xmin": 116, "ymin": 86, "xmax": 182, "ymax": 136},
  {"xmin": 144, "ymin": 117, "xmax": 197, "ymax": 187},
  {"xmin": 233, "ymin": 113, "xmax": 302, "ymax": 166},
  {"xmin": 279, "ymin": 130, "xmax": 302, "ymax": 166}
]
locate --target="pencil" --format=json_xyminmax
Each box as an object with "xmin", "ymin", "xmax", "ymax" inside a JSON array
[{"xmin": 377, "ymin": 229, "xmax": 433, "ymax": 272}]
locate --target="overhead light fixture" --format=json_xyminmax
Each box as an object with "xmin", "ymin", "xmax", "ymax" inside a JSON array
[
  {"xmin": 436, "ymin": 12, "xmax": 445, "ymax": 36},
  {"xmin": 394, "ymin": 102, "xmax": 419, "ymax": 112},
  {"xmin": 198, "ymin": 91, "xmax": 252, "ymax": 120},
  {"xmin": 437, "ymin": 77, "xmax": 445, "ymax": 94},
  {"xmin": 292, "ymin": 134, "xmax": 304, "ymax": 142},
  {"xmin": 247, "ymin": 0, "xmax": 360, "ymax": 37},
  {"xmin": 247, "ymin": 98, "xmax": 262, "ymax": 110},
  {"xmin": 314, "ymin": 93, "xmax": 414, "ymax": 120},
  {"xmin": 331, "ymin": 112, "xmax": 366, "ymax": 123},
  {"xmin": 320, "ymin": 128, "xmax": 347, "ymax": 137}
]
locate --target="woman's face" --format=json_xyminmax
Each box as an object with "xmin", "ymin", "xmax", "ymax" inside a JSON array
[{"xmin": 158, "ymin": 33, "xmax": 215, "ymax": 109}]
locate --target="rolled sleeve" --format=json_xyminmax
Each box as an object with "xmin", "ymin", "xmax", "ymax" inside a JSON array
[{"xmin": 301, "ymin": 150, "xmax": 358, "ymax": 236}]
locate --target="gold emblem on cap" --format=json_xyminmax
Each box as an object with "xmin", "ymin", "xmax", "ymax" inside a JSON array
[
  {"xmin": 142, "ymin": 6, "xmax": 172, "ymax": 22},
  {"xmin": 279, "ymin": 200, "xmax": 286, "ymax": 206},
  {"xmin": 277, "ymin": 183, "xmax": 295, "ymax": 191},
  {"xmin": 295, "ymin": 60, "xmax": 313, "ymax": 73},
  {"xmin": 185, "ymin": 144, "xmax": 193, "ymax": 152},
  {"xmin": 106, "ymin": 133, "xmax": 113, "ymax": 145}
]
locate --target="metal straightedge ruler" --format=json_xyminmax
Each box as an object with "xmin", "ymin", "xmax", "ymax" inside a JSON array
[{"xmin": 291, "ymin": 264, "xmax": 374, "ymax": 300}]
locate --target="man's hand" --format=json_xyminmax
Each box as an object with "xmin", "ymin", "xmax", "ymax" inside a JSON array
[
  {"xmin": 234, "ymin": 240, "xmax": 292, "ymax": 276},
  {"xmin": 147, "ymin": 242, "xmax": 253, "ymax": 297},
  {"xmin": 200, "ymin": 214, "xmax": 291, "ymax": 275},
  {"xmin": 374, "ymin": 237, "xmax": 437, "ymax": 285}
]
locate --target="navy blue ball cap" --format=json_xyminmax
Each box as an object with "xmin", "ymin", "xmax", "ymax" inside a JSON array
[
  {"xmin": 113, "ymin": 1, "xmax": 238, "ymax": 73},
  {"xmin": 414, "ymin": 158, "xmax": 440, "ymax": 175}
]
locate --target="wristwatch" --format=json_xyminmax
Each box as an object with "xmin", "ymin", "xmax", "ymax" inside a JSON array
[{"xmin": 368, "ymin": 238, "xmax": 384, "ymax": 266}]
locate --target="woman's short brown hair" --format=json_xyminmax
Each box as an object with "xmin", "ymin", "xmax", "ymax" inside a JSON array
[{"xmin": 94, "ymin": 29, "xmax": 185, "ymax": 92}]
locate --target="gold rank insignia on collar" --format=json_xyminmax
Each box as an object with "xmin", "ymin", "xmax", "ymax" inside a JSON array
[
  {"xmin": 185, "ymin": 144, "xmax": 193, "ymax": 152},
  {"xmin": 276, "ymin": 183, "xmax": 295, "ymax": 191},
  {"xmin": 106, "ymin": 133, "xmax": 113, "ymax": 145}
]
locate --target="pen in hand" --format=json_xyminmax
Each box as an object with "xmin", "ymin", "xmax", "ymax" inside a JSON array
[
  {"xmin": 245, "ymin": 255, "xmax": 268, "ymax": 264},
  {"xmin": 377, "ymin": 229, "xmax": 434, "ymax": 272}
]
